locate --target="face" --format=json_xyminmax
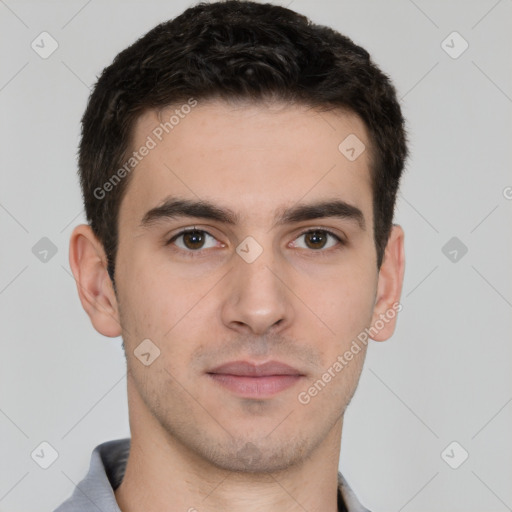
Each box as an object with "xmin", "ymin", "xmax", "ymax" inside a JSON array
[{"xmin": 73, "ymin": 100, "xmax": 403, "ymax": 473}]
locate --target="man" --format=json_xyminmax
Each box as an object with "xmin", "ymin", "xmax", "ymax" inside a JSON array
[{"xmin": 56, "ymin": 1, "xmax": 407, "ymax": 510}]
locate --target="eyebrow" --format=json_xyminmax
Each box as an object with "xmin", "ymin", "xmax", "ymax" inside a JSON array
[{"xmin": 140, "ymin": 196, "xmax": 366, "ymax": 231}]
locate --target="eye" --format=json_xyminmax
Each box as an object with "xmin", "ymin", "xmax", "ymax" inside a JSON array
[
  {"xmin": 291, "ymin": 229, "xmax": 344, "ymax": 251},
  {"xmin": 167, "ymin": 228, "xmax": 220, "ymax": 252},
  {"xmin": 165, "ymin": 227, "xmax": 345, "ymax": 258}
]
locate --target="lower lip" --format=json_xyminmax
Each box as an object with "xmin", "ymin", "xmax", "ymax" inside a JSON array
[{"xmin": 208, "ymin": 374, "xmax": 302, "ymax": 398}]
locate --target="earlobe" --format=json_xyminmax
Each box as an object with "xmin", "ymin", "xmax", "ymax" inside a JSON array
[
  {"xmin": 370, "ymin": 224, "xmax": 405, "ymax": 341},
  {"xmin": 68, "ymin": 224, "xmax": 122, "ymax": 338}
]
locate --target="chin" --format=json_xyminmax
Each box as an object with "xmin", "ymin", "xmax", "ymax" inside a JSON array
[{"xmin": 196, "ymin": 435, "xmax": 312, "ymax": 474}]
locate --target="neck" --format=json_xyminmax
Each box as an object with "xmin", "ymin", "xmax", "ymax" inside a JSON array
[
  {"xmin": 116, "ymin": 438, "xmax": 341, "ymax": 512},
  {"xmin": 115, "ymin": 382, "xmax": 343, "ymax": 512}
]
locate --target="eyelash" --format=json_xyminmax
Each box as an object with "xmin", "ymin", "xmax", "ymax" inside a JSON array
[{"xmin": 165, "ymin": 227, "xmax": 346, "ymax": 258}]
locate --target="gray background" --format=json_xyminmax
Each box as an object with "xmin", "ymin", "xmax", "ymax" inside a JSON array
[{"xmin": 1, "ymin": 0, "xmax": 511, "ymax": 511}]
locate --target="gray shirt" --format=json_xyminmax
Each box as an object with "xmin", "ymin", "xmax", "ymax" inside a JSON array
[{"xmin": 53, "ymin": 438, "xmax": 370, "ymax": 512}]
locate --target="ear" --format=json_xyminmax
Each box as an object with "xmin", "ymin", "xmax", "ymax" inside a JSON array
[
  {"xmin": 68, "ymin": 224, "xmax": 122, "ymax": 338},
  {"xmin": 370, "ymin": 224, "xmax": 405, "ymax": 341}
]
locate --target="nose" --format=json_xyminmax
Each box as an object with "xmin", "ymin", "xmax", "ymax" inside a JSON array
[{"xmin": 220, "ymin": 246, "xmax": 294, "ymax": 336}]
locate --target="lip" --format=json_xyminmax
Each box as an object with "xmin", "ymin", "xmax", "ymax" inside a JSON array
[{"xmin": 207, "ymin": 360, "xmax": 305, "ymax": 398}]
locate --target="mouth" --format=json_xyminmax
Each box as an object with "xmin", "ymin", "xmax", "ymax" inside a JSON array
[{"xmin": 206, "ymin": 360, "xmax": 305, "ymax": 399}]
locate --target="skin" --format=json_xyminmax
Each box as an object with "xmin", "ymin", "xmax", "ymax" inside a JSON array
[{"xmin": 69, "ymin": 100, "xmax": 405, "ymax": 512}]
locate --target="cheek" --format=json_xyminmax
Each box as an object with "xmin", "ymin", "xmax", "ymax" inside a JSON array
[
  {"xmin": 117, "ymin": 255, "xmax": 216, "ymax": 370},
  {"xmin": 313, "ymin": 264, "xmax": 377, "ymax": 343},
  {"xmin": 116, "ymin": 257, "xmax": 173, "ymax": 344}
]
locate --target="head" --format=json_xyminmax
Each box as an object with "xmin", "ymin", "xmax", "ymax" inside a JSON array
[{"xmin": 70, "ymin": 0, "xmax": 407, "ymax": 473}]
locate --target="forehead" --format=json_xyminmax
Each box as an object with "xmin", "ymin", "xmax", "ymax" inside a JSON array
[{"xmin": 119, "ymin": 100, "xmax": 373, "ymax": 228}]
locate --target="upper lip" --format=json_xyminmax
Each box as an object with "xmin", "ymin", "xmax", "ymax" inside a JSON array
[{"xmin": 208, "ymin": 360, "xmax": 304, "ymax": 377}]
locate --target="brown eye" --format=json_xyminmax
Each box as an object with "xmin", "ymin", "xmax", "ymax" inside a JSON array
[
  {"xmin": 168, "ymin": 229, "xmax": 218, "ymax": 253},
  {"xmin": 304, "ymin": 231, "xmax": 328, "ymax": 249},
  {"xmin": 292, "ymin": 229, "xmax": 344, "ymax": 252},
  {"xmin": 182, "ymin": 230, "xmax": 206, "ymax": 250}
]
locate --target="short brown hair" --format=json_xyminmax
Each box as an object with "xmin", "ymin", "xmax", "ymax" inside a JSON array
[{"xmin": 78, "ymin": 0, "xmax": 408, "ymax": 283}]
